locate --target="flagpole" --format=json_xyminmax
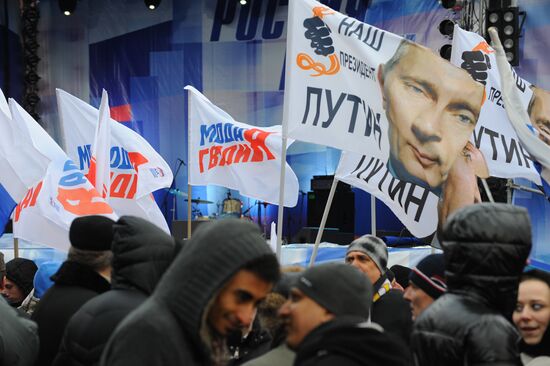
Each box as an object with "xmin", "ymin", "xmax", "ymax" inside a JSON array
[
  {"xmin": 276, "ymin": 136, "xmax": 287, "ymax": 260},
  {"xmin": 308, "ymin": 177, "xmax": 339, "ymax": 267},
  {"xmin": 481, "ymin": 178, "xmax": 495, "ymax": 203},
  {"xmin": 371, "ymin": 195, "xmax": 376, "ymax": 235},
  {"xmin": 13, "ymin": 237, "xmax": 19, "ymax": 258},
  {"xmin": 186, "ymin": 89, "xmax": 192, "ymax": 239}
]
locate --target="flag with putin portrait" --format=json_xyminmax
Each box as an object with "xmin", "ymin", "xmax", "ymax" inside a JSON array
[
  {"xmin": 450, "ymin": 25, "xmax": 541, "ymax": 185},
  {"xmin": 284, "ymin": 0, "xmax": 542, "ymax": 236}
]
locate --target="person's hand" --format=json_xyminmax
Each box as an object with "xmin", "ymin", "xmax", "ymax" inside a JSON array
[{"xmin": 438, "ymin": 142, "xmax": 486, "ymax": 229}]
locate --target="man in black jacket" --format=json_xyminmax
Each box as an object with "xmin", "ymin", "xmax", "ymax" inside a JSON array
[
  {"xmin": 0, "ymin": 295, "xmax": 39, "ymax": 366},
  {"xmin": 411, "ymin": 203, "xmax": 532, "ymax": 365},
  {"xmin": 279, "ymin": 263, "xmax": 410, "ymax": 366},
  {"xmin": 53, "ymin": 216, "xmax": 181, "ymax": 366},
  {"xmin": 32, "ymin": 215, "xmax": 115, "ymax": 366},
  {"xmin": 345, "ymin": 235, "xmax": 412, "ymax": 346},
  {"xmin": 100, "ymin": 218, "xmax": 280, "ymax": 366}
]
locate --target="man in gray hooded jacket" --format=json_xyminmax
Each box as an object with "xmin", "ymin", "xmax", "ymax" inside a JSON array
[{"xmin": 100, "ymin": 218, "xmax": 280, "ymax": 366}]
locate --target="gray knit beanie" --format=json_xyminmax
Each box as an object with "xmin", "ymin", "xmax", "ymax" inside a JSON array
[
  {"xmin": 295, "ymin": 263, "xmax": 372, "ymax": 320},
  {"xmin": 346, "ymin": 235, "xmax": 388, "ymax": 274}
]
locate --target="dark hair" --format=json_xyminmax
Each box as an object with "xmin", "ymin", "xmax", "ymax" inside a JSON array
[
  {"xmin": 242, "ymin": 254, "xmax": 280, "ymax": 285},
  {"xmin": 520, "ymin": 269, "xmax": 550, "ymax": 287},
  {"xmin": 68, "ymin": 247, "xmax": 112, "ymax": 271}
]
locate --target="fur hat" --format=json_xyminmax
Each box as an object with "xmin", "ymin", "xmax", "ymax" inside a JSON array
[{"xmin": 69, "ymin": 215, "xmax": 115, "ymax": 251}]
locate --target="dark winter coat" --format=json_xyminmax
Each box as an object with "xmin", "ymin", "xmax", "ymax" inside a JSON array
[
  {"xmin": 52, "ymin": 216, "xmax": 180, "ymax": 366},
  {"xmin": 411, "ymin": 203, "xmax": 532, "ymax": 366},
  {"xmin": 371, "ymin": 275, "xmax": 412, "ymax": 347},
  {"xmin": 31, "ymin": 261, "xmax": 111, "ymax": 366},
  {"xmin": 0, "ymin": 296, "xmax": 39, "ymax": 366},
  {"xmin": 100, "ymin": 219, "xmax": 276, "ymax": 366},
  {"xmin": 294, "ymin": 316, "xmax": 411, "ymax": 366}
]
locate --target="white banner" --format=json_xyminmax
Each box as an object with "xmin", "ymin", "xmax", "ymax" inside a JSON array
[
  {"xmin": 58, "ymin": 90, "xmax": 172, "ymax": 233},
  {"xmin": 284, "ymin": 0, "xmax": 536, "ymax": 195},
  {"xmin": 57, "ymin": 89, "xmax": 173, "ymax": 199},
  {"xmin": 451, "ymin": 26, "xmax": 541, "ymax": 184},
  {"xmin": 335, "ymin": 151, "xmax": 439, "ymax": 238},
  {"xmin": 14, "ymin": 158, "xmax": 118, "ymax": 251},
  {"xmin": 7, "ymin": 98, "xmax": 117, "ymax": 250},
  {"xmin": 185, "ymin": 86, "xmax": 299, "ymax": 207}
]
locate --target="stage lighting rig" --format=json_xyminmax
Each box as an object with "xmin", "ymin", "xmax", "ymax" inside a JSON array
[
  {"xmin": 58, "ymin": 0, "xmax": 77, "ymax": 16},
  {"xmin": 145, "ymin": 0, "xmax": 161, "ymax": 10},
  {"xmin": 485, "ymin": 6, "xmax": 524, "ymax": 66}
]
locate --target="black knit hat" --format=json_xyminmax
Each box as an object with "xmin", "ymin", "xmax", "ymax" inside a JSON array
[
  {"xmin": 69, "ymin": 215, "xmax": 115, "ymax": 251},
  {"xmin": 295, "ymin": 263, "xmax": 372, "ymax": 320},
  {"xmin": 409, "ymin": 254, "xmax": 447, "ymax": 299},
  {"xmin": 347, "ymin": 235, "xmax": 388, "ymax": 274},
  {"xmin": 5, "ymin": 258, "xmax": 38, "ymax": 297}
]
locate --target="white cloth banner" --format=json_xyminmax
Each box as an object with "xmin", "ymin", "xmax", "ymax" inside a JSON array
[
  {"xmin": 7, "ymin": 99, "xmax": 117, "ymax": 250},
  {"xmin": 57, "ymin": 89, "xmax": 173, "ymax": 199},
  {"xmin": 0, "ymin": 94, "xmax": 42, "ymax": 201},
  {"xmin": 85, "ymin": 90, "xmax": 169, "ymax": 232},
  {"xmin": 285, "ymin": 0, "xmax": 539, "ymax": 194},
  {"xmin": 335, "ymin": 151, "xmax": 439, "ymax": 238},
  {"xmin": 185, "ymin": 86, "xmax": 299, "ymax": 207},
  {"xmin": 451, "ymin": 26, "xmax": 541, "ymax": 184},
  {"xmin": 13, "ymin": 158, "xmax": 118, "ymax": 251}
]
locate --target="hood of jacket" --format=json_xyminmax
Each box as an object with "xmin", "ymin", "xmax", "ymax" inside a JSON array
[
  {"xmin": 441, "ymin": 203, "xmax": 532, "ymax": 318},
  {"xmin": 152, "ymin": 219, "xmax": 276, "ymax": 353},
  {"xmin": 111, "ymin": 216, "xmax": 179, "ymax": 295}
]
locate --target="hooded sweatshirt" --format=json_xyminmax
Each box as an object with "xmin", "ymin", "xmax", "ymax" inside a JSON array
[{"xmin": 100, "ymin": 218, "xmax": 276, "ymax": 366}]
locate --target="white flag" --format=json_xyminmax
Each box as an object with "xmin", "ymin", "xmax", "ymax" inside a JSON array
[
  {"xmin": 335, "ymin": 151, "xmax": 439, "ymax": 238},
  {"xmin": 185, "ymin": 86, "xmax": 299, "ymax": 207},
  {"xmin": 88, "ymin": 90, "xmax": 112, "ymax": 198},
  {"xmin": 8, "ymin": 99, "xmax": 117, "ymax": 250},
  {"xmin": 57, "ymin": 89, "xmax": 173, "ymax": 199},
  {"xmin": 57, "ymin": 89, "xmax": 171, "ymax": 232},
  {"xmin": 451, "ymin": 25, "xmax": 541, "ymax": 184}
]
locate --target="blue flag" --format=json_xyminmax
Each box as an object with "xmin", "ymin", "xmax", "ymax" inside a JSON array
[{"xmin": 0, "ymin": 183, "xmax": 16, "ymax": 236}]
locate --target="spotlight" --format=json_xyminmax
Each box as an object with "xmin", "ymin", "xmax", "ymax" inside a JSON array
[
  {"xmin": 439, "ymin": 44, "xmax": 452, "ymax": 60},
  {"xmin": 485, "ymin": 7, "xmax": 520, "ymax": 66},
  {"xmin": 438, "ymin": 19, "xmax": 455, "ymax": 37},
  {"xmin": 59, "ymin": 0, "xmax": 77, "ymax": 16},
  {"xmin": 240, "ymin": 0, "xmax": 247, "ymax": 4},
  {"xmin": 144, "ymin": 0, "xmax": 161, "ymax": 10}
]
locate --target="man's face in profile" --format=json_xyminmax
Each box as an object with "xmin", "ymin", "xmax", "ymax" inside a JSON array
[
  {"xmin": 528, "ymin": 87, "xmax": 550, "ymax": 145},
  {"xmin": 379, "ymin": 43, "xmax": 484, "ymax": 189}
]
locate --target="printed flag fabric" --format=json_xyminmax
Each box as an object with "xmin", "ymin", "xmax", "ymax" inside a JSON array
[
  {"xmin": 0, "ymin": 90, "xmax": 16, "ymax": 234},
  {"xmin": 57, "ymin": 89, "xmax": 173, "ymax": 199},
  {"xmin": 284, "ymin": 0, "xmax": 540, "ymax": 197},
  {"xmin": 88, "ymin": 90, "xmax": 112, "ymax": 199},
  {"xmin": 7, "ymin": 98, "xmax": 117, "ymax": 250},
  {"xmin": 451, "ymin": 25, "xmax": 541, "ymax": 184},
  {"xmin": 60, "ymin": 89, "xmax": 170, "ymax": 232},
  {"xmin": 335, "ymin": 151, "xmax": 439, "ymax": 238},
  {"xmin": 185, "ymin": 85, "xmax": 299, "ymax": 207},
  {"xmin": 13, "ymin": 158, "xmax": 117, "ymax": 251}
]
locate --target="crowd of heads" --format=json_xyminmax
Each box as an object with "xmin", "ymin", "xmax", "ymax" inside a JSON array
[{"xmin": 0, "ymin": 202, "xmax": 548, "ymax": 366}]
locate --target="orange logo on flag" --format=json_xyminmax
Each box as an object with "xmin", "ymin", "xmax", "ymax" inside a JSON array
[{"xmin": 472, "ymin": 41, "xmax": 494, "ymax": 54}]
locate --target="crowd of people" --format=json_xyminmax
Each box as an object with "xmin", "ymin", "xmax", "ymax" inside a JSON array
[{"xmin": 0, "ymin": 202, "xmax": 549, "ymax": 366}]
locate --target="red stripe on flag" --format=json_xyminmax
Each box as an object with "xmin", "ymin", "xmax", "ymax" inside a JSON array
[{"xmin": 110, "ymin": 104, "xmax": 132, "ymax": 122}]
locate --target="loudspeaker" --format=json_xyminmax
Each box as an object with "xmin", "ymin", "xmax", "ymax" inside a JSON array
[
  {"xmin": 171, "ymin": 220, "xmax": 211, "ymax": 239},
  {"xmin": 307, "ymin": 189, "xmax": 355, "ymax": 233}
]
